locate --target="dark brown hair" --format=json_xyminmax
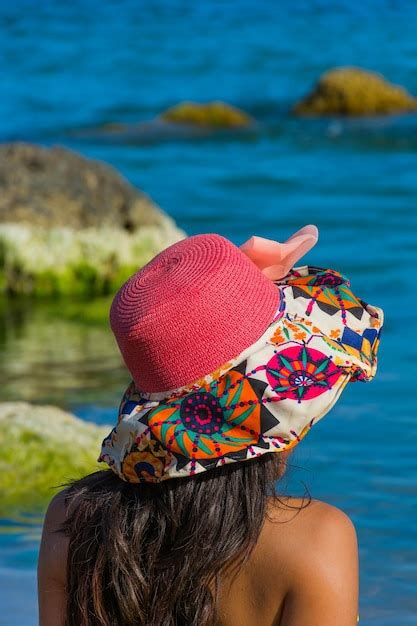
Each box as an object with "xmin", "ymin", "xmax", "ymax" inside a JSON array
[{"xmin": 58, "ymin": 451, "xmax": 309, "ymax": 626}]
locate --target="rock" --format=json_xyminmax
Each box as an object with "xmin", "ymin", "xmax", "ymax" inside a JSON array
[
  {"xmin": 0, "ymin": 401, "xmax": 111, "ymax": 513},
  {"xmin": 0, "ymin": 143, "xmax": 186, "ymax": 296},
  {"xmin": 294, "ymin": 67, "xmax": 417, "ymax": 116},
  {"xmin": 160, "ymin": 100, "xmax": 253, "ymax": 127},
  {"xmin": 0, "ymin": 222, "xmax": 186, "ymax": 296},
  {"xmin": 0, "ymin": 142, "xmax": 168, "ymax": 231},
  {"xmin": 70, "ymin": 102, "xmax": 255, "ymax": 143}
]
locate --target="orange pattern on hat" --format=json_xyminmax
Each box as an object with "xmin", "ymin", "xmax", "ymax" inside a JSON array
[{"xmin": 148, "ymin": 370, "xmax": 261, "ymax": 460}]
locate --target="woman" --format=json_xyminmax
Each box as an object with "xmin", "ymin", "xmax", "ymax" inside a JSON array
[{"xmin": 38, "ymin": 225, "xmax": 383, "ymax": 625}]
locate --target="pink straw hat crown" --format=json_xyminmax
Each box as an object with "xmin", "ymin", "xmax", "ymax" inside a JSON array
[{"xmin": 110, "ymin": 233, "xmax": 280, "ymax": 393}]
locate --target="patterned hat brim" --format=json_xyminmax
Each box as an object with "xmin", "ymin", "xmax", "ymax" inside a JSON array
[{"xmin": 98, "ymin": 264, "xmax": 384, "ymax": 483}]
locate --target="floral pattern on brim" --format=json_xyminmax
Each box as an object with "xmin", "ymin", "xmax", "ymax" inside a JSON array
[
  {"xmin": 265, "ymin": 344, "xmax": 343, "ymax": 402},
  {"xmin": 268, "ymin": 315, "xmax": 326, "ymax": 346},
  {"xmin": 147, "ymin": 370, "xmax": 261, "ymax": 460},
  {"xmin": 122, "ymin": 439, "xmax": 171, "ymax": 483}
]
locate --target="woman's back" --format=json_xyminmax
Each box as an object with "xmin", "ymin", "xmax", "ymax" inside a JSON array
[{"xmin": 38, "ymin": 491, "xmax": 359, "ymax": 626}]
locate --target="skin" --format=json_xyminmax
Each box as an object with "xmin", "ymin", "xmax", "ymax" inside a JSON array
[
  {"xmin": 214, "ymin": 496, "xmax": 359, "ymax": 626},
  {"xmin": 38, "ymin": 476, "xmax": 359, "ymax": 626}
]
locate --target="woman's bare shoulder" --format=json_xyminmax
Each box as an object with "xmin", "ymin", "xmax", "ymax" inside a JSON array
[
  {"xmin": 38, "ymin": 489, "xmax": 71, "ymax": 584},
  {"xmin": 258, "ymin": 497, "xmax": 359, "ymax": 625},
  {"xmin": 37, "ymin": 489, "xmax": 73, "ymax": 625},
  {"xmin": 263, "ymin": 495, "xmax": 358, "ymax": 560},
  {"xmin": 45, "ymin": 488, "xmax": 71, "ymax": 518},
  {"xmin": 267, "ymin": 495, "xmax": 356, "ymax": 528}
]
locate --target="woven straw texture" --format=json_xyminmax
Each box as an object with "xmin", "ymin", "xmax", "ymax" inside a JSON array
[{"xmin": 110, "ymin": 233, "xmax": 280, "ymax": 392}]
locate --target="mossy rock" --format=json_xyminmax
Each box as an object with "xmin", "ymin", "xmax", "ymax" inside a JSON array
[
  {"xmin": 0, "ymin": 222, "xmax": 185, "ymax": 297},
  {"xmin": 160, "ymin": 101, "xmax": 253, "ymax": 127},
  {"xmin": 294, "ymin": 67, "xmax": 417, "ymax": 116},
  {"xmin": 0, "ymin": 402, "xmax": 111, "ymax": 514}
]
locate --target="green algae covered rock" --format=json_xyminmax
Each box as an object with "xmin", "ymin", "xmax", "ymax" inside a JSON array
[
  {"xmin": 0, "ymin": 221, "xmax": 185, "ymax": 297},
  {"xmin": 160, "ymin": 100, "xmax": 253, "ymax": 127},
  {"xmin": 294, "ymin": 67, "xmax": 417, "ymax": 116},
  {"xmin": 0, "ymin": 402, "xmax": 111, "ymax": 514}
]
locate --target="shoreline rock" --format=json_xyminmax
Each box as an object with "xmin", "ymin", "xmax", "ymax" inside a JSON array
[
  {"xmin": 294, "ymin": 67, "xmax": 417, "ymax": 116},
  {"xmin": 0, "ymin": 142, "xmax": 167, "ymax": 231},
  {"xmin": 0, "ymin": 221, "xmax": 185, "ymax": 296},
  {"xmin": 0, "ymin": 401, "xmax": 111, "ymax": 514},
  {"xmin": 0, "ymin": 143, "xmax": 186, "ymax": 296}
]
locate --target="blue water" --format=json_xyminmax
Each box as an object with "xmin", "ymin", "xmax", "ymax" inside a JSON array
[{"xmin": 1, "ymin": 1, "xmax": 417, "ymax": 624}]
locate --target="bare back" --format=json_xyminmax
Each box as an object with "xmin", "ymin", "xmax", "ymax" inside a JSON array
[{"xmin": 38, "ymin": 492, "xmax": 359, "ymax": 626}]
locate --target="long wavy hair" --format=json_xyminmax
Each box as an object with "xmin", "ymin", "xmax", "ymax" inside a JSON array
[{"xmin": 57, "ymin": 451, "xmax": 309, "ymax": 626}]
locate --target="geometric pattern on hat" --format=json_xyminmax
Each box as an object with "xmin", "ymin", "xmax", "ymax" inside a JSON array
[{"xmin": 98, "ymin": 264, "xmax": 384, "ymax": 483}]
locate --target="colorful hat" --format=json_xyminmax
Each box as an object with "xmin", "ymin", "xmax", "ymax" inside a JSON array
[{"xmin": 98, "ymin": 226, "xmax": 384, "ymax": 483}]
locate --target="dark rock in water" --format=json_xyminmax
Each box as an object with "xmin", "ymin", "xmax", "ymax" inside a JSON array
[
  {"xmin": 0, "ymin": 142, "xmax": 165, "ymax": 231},
  {"xmin": 294, "ymin": 67, "xmax": 417, "ymax": 116}
]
